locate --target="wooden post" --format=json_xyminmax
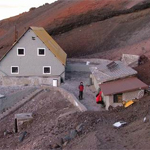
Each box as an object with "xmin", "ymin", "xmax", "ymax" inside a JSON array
[{"xmin": 15, "ymin": 118, "xmax": 18, "ymax": 133}]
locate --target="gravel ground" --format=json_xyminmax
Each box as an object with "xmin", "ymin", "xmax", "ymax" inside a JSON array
[{"xmin": 61, "ymin": 72, "xmax": 104, "ymax": 111}]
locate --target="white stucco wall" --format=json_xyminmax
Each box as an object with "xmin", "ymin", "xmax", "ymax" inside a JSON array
[
  {"xmin": 0, "ymin": 29, "xmax": 65, "ymax": 77},
  {"xmin": 91, "ymin": 74, "xmax": 99, "ymax": 91}
]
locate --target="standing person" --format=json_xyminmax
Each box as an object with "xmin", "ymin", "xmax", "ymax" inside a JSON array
[
  {"xmin": 96, "ymin": 89, "xmax": 105, "ymax": 107},
  {"xmin": 78, "ymin": 82, "xmax": 84, "ymax": 100}
]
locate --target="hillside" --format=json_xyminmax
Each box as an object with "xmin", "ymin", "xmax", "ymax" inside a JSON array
[
  {"xmin": 1, "ymin": 88, "xmax": 150, "ymax": 149},
  {"xmin": 0, "ymin": 0, "xmax": 150, "ymax": 58}
]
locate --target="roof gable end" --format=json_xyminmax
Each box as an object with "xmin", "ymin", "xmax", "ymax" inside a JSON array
[
  {"xmin": 30, "ymin": 26, "xmax": 67, "ymax": 65},
  {"xmin": 0, "ymin": 26, "xmax": 67, "ymax": 66}
]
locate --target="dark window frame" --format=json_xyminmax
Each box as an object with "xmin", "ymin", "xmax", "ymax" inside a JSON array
[
  {"xmin": 17, "ymin": 48, "xmax": 25, "ymax": 56},
  {"xmin": 37, "ymin": 48, "xmax": 45, "ymax": 56},
  {"xmin": 11, "ymin": 66, "xmax": 19, "ymax": 74},
  {"xmin": 113, "ymin": 93, "xmax": 123, "ymax": 103},
  {"xmin": 43, "ymin": 66, "xmax": 51, "ymax": 74}
]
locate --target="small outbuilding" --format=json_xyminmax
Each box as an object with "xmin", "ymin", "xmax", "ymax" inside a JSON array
[
  {"xmin": 100, "ymin": 77, "xmax": 148, "ymax": 110},
  {"xmin": 90, "ymin": 60, "xmax": 148, "ymax": 110},
  {"xmin": 0, "ymin": 26, "xmax": 67, "ymax": 86}
]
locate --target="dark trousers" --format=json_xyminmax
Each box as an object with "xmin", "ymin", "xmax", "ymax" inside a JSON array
[
  {"xmin": 96, "ymin": 100, "xmax": 105, "ymax": 107},
  {"xmin": 79, "ymin": 91, "xmax": 83, "ymax": 100}
]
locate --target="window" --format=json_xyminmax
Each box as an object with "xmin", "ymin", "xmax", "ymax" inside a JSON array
[
  {"xmin": 37, "ymin": 48, "xmax": 45, "ymax": 56},
  {"xmin": 11, "ymin": 66, "xmax": 19, "ymax": 74},
  {"xmin": 114, "ymin": 93, "xmax": 122, "ymax": 103},
  {"xmin": 32, "ymin": 37, "xmax": 35, "ymax": 40},
  {"xmin": 43, "ymin": 66, "xmax": 51, "ymax": 74},
  {"xmin": 17, "ymin": 48, "xmax": 25, "ymax": 56}
]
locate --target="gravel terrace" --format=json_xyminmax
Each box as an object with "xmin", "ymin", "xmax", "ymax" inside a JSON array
[{"xmin": 61, "ymin": 72, "xmax": 104, "ymax": 111}]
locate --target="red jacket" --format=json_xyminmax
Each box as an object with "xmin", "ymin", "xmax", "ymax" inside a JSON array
[
  {"xmin": 96, "ymin": 91, "xmax": 102, "ymax": 102},
  {"xmin": 79, "ymin": 85, "xmax": 84, "ymax": 91}
]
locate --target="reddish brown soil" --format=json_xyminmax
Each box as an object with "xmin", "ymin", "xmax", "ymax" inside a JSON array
[
  {"xmin": 0, "ymin": 0, "xmax": 150, "ymax": 59},
  {"xmin": 1, "ymin": 89, "xmax": 150, "ymax": 149},
  {"xmin": 135, "ymin": 60, "xmax": 150, "ymax": 85}
]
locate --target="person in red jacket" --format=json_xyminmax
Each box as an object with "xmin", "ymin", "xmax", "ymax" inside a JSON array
[
  {"xmin": 78, "ymin": 82, "xmax": 84, "ymax": 100},
  {"xmin": 96, "ymin": 89, "xmax": 105, "ymax": 107}
]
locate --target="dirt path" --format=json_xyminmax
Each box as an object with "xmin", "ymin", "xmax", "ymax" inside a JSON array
[{"xmin": 61, "ymin": 72, "xmax": 104, "ymax": 111}]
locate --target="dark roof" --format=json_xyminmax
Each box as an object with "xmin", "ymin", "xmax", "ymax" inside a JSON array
[{"xmin": 100, "ymin": 77, "xmax": 148, "ymax": 96}]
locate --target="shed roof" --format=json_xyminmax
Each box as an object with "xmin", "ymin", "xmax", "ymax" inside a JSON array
[
  {"xmin": 0, "ymin": 26, "xmax": 67, "ymax": 65},
  {"xmin": 90, "ymin": 61, "xmax": 137, "ymax": 83},
  {"xmin": 100, "ymin": 77, "xmax": 148, "ymax": 96}
]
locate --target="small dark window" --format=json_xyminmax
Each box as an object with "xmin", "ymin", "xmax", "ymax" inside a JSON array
[
  {"xmin": 43, "ymin": 66, "xmax": 51, "ymax": 74},
  {"xmin": 38, "ymin": 48, "xmax": 45, "ymax": 56},
  {"xmin": 17, "ymin": 48, "xmax": 25, "ymax": 56},
  {"xmin": 114, "ymin": 93, "xmax": 122, "ymax": 103},
  {"xmin": 32, "ymin": 37, "xmax": 35, "ymax": 40},
  {"xmin": 11, "ymin": 67, "xmax": 19, "ymax": 74}
]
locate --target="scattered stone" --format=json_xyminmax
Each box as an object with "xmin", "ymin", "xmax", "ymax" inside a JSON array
[
  {"xmin": 50, "ymin": 143, "xmax": 61, "ymax": 149},
  {"xmin": 56, "ymin": 138, "xmax": 64, "ymax": 147},
  {"xmin": 0, "ymin": 94, "xmax": 5, "ymax": 99},
  {"xmin": 108, "ymin": 105, "xmax": 114, "ymax": 111},
  {"xmin": 113, "ymin": 121, "xmax": 127, "ymax": 128},
  {"xmin": 76, "ymin": 123, "xmax": 83, "ymax": 133},
  {"xmin": 19, "ymin": 131, "xmax": 27, "ymax": 142},
  {"xmin": 69, "ymin": 129, "xmax": 77, "ymax": 139},
  {"xmin": 62, "ymin": 135, "xmax": 71, "ymax": 143},
  {"xmin": 44, "ymin": 88, "xmax": 50, "ymax": 92},
  {"xmin": 4, "ymin": 130, "xmax": 12, "ymax": 136},
  {"xmin": 63, "ymin": 141, "xmax": 68, "ymax": 147},
  {"xmin": 96, "ymin": 119, "xmax": 102, "ymax": 123},
  {"xmin": 143, "ymin": 117, "xmax": 148, "ymax": 123}
]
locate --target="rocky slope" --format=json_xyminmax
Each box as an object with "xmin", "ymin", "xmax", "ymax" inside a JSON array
[{"xmin": 0, "ymin": 0, "xmax": 150, "ymax": 58}]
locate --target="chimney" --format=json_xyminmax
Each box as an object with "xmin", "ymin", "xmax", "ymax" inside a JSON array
[{"xmin": 14, "ymin": 25, "xmax": 18, "ymax": 42}]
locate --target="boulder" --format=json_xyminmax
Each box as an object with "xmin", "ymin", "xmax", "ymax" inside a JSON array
[
  {"xmin": 69, "ymin": 129, "xmax": 77, "ymax": 139},
  {"xmin": 76, "ymin": 123, "xmax": 83, "ymax": 133}
]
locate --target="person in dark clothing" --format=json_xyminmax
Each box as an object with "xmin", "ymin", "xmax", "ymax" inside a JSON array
[{"xmin": 78, "ymin": 82, "xmax": 84, "ymax": 100}]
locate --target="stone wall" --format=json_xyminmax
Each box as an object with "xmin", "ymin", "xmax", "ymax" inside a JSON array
[{"xmin": 1, "ymin": 76, "xmax": 61, "ymax": 86}]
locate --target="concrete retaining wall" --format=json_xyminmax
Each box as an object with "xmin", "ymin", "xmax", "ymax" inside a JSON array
[
  {"xmin": 66, "ymin": 64, "xmax": 90, "ymax": 72},
  {"xmin": 1, "ymin": 76, "xmax": 61, "ymax": 86},
  {"xmin": 41, "ymin": 85, "xmax": 87, "ymax": 112}
]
